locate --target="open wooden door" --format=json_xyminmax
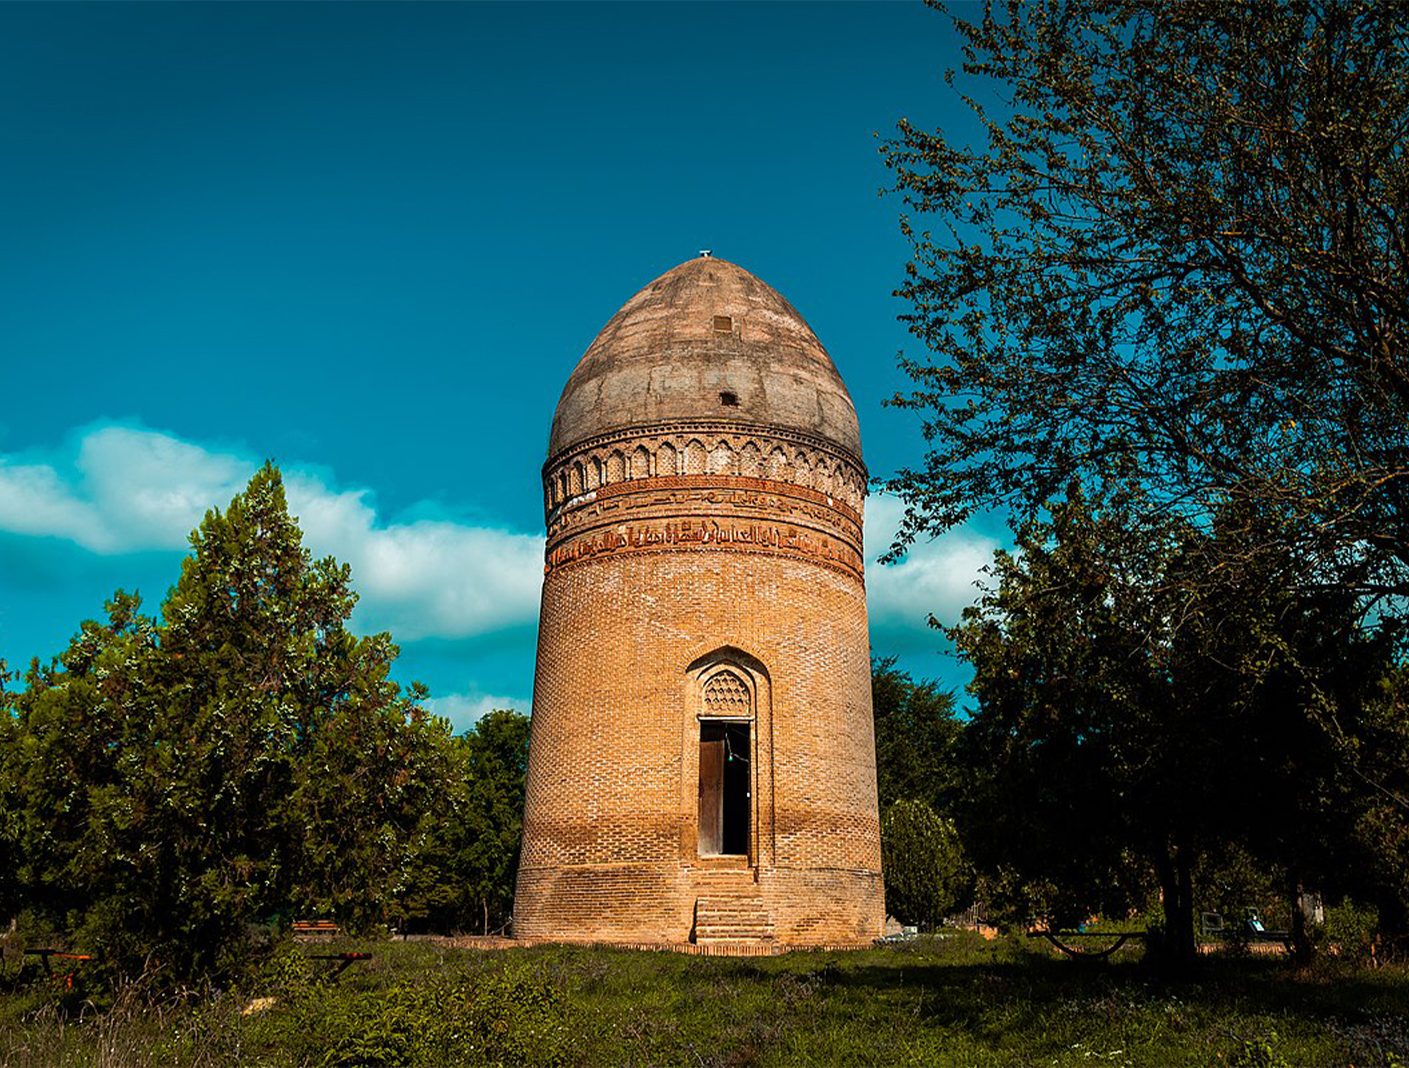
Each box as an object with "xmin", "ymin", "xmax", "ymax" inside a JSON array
[{"xmin": 698, "ymin": 738, "xmax": 724, "ymax": 855}]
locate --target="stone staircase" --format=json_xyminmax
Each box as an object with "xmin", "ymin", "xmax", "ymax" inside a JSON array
[{"xmin": 692, "ymin": 872, "xmax": 774, "ymax": 946}]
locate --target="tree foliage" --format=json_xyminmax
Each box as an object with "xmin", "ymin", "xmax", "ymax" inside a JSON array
[
  {"xmin": 3, "ymin": 465, "xmax": 466, "ymax": 982},
  {"xmin": 871, "ymin": 657, "xmax": 972, "ymax": 923},
  {"xmin": 459, "ymin": 709, "xmax": 531, "ymax": 935},
  {"xmin": 881, "ymin": 799, "xmax": 967, "ymax": 930},
  {"xmin": 397, "ymin": 708, "xmax": 530, "ymax": 936},
  {"xmin": 0, "ymin": 652, "xmax": 19, "ymax": 926},
  {"xmin": 872, "ymin": 656, "xmax": 962, "ymax": 816},
  {"xmin": 951, "ymin": 485, "xmax": 1405, "ymax": 964},
  {"xmin": 883, "ymin": 0, "xmax": 1409, "ymax": 601},
  {"xmin": 953, "ymin": 488, "xmax": 1176, "ymax": 945}
]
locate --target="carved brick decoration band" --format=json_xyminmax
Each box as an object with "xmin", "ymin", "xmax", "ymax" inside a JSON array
[
  {"xmin": 541, "ymin": 423, "xmax": 867, "ymax": 582},
  {"xmin": 544, "ymin": 514, "xmax": 864, "ymax": 581},
  {"xmin": 548, "ymin": 477, "xmax": 861, "ymax": 547}
]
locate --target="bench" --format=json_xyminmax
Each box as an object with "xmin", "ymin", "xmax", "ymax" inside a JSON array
[
  {"xmin": 1201, "ymin": 912, "xmax": 1293, "ymax": 951},
  {"xmin": 292, "ymin": 920, "xmax": 340, "ymax": 937},
  {"xmin": 1028, "ymin": 929, "xmax": 1150, "ymax": 960},
  {"xmin": 24, "ymin": 948, "xmax": 95, "ymax": 990}
]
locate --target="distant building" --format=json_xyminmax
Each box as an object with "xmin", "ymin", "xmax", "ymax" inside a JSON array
[{"xmin": 514, "ymin": 256, "xmax": 883, "ymax": 948}]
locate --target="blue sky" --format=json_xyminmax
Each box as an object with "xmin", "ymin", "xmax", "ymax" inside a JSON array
[{"xmin": 0, "ymin": 2, "xmax": 1003, "ymax": 730}]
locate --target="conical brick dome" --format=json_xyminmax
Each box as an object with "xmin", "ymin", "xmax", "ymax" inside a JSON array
[{"xmin": 549, "ymin": 257, "xmax": 862, "ymax": 461}]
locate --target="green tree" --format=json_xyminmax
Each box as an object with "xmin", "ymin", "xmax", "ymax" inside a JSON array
[
  {"xmin": 0, "ymin": 650, "xmax": 21, "ymax": 926},
  {"xmin": 881, "ymin": 799, "xmax": 967, "ymax": 930},
  {"xmin": 882, "ymin": 0, "xmax": 1409, "ymax": 604},
  {"xmin": 953, "ymin": 487, "xmax": 1175, "ymax": 950},
  {"xmin": 1160, "ymin": 508, "xmax": 1404, "ymax": 960},
  {"xmin": 11, "ymin": 464, "xmax": 455, "ymax": 981},
  {"xmin": 1308, "ymin": 664, "xmax": 1409, "ymax": 942},
  {"xmin": 394, "ymin": 708, "xmax": 530, "ymax": 936},
  {"xmin": 952, "ymin": 485, "xmax": 1402, "ymax": 965},
  {"xmin": 460, "ymin": 709, "xmax": 530, "ymax": 935},
  {"xmin": 392, "ymin": 737, "xmax": 471, "ymax": 934},
  {"xmin": 9, "ymin": 592, "xmax": 156, "ymax": 951},
  {"xmin": 872, "ymin": 656, "xmax": 962, "ymax": 816}
]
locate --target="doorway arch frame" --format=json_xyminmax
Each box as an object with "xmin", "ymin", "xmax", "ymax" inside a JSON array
[{"xmin": 680, "ymin": 645, "xmax": 774, "ymax": 869}]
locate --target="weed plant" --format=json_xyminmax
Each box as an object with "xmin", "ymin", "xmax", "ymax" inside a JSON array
[{"xmin": 1, "ymin": 932, "xmax": 1406, "ymax": 1066}]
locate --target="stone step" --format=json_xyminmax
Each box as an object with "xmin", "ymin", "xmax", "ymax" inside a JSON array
[
  {"xmin": 698, "ymin": 915, "xmax": 771, "ymax": 927},
  {"xmin": 698, "ymin": 918, "xmax": 769, "ymax": 930},
  {"xmin": 691, "ymin": 871, "xmax": 758, "ymax": 884},
  {"xmin": 697, "ymin": 925, "xmax": 775, "ymax": 939},
  {"xmin": 696, "ymin": 913, "xmax": 772, "ymax": 929},
  {"xmin": 693, "ymin": 893, "xmax": 774, "ymax": 945},
  {"xmin": 698, "ymin": 939, "xmax": 774, "ymax": 946}
]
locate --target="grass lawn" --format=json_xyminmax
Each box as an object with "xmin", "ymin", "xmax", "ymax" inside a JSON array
[{"xmin": 2, "ymin": 932, "xmax": 1406, "ymax": 1066}]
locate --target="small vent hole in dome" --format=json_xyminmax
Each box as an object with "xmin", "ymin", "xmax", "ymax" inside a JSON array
[
  {"xmin": 713, "ymin": 315, "xmax": 733, "ymax": 335},
  {"xmin": 719, "ymin": 391, "xmax": 740, "ymax": 407}
]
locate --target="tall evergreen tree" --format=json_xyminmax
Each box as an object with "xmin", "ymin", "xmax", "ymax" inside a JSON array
[{"xmin": 10, "ymin": 464, "xmax": 455, "ymax": 981}]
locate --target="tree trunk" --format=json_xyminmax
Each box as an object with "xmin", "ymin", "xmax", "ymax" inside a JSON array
[
  {"xmin": 1155, "ymin": 844, "xmax": 1198, "ymax": 971},
  {"xmin": 1176, "ymin": 850, "xmax": 1196, "ymax": 965},
  {"xmin": 1288, "ymin": 874, "xmax": 1313, "ymax": 964},
  {"xmin": 483, "ymin": 898, "xmax": 489, "ymax": 937}
]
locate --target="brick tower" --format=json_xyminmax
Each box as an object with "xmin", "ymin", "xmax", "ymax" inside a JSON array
[{"xmin": 514, "ymin": 255, "xmax": 883, "ymax": 948}]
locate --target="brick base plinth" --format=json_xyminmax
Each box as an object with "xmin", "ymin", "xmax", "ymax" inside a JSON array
[{"xmin": 514, "ymin": 863, "xmax": 884, "ymax": 946}]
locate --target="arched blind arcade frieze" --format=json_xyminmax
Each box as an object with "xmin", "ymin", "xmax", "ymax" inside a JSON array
[
  {"xmin": 544, "ymin": 428, "xmax": 867, "ymax": 514},
  {"xmin": 709, "ymin": 441, "xmax": 735, "ymax": 475},
  {"xmin": 658, "ymin": 442, "xmax": 678, "ymax": 476},
  {"xmin": 740, "ymin": 441, "xmax": 762, "ymax": 477}
]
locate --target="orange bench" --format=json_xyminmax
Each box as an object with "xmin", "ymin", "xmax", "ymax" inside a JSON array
[
  {"xmin": 24, "ymin": 948, "xmax": 95, "ymax": 990},
  {"xmin": 292, "ymin": 920, "xmax": 340, "ymax": 937}
]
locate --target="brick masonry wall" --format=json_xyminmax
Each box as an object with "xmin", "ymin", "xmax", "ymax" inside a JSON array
[{"xmin": 515, "ymin": 427, "xmax": 884, "ymax": 945}]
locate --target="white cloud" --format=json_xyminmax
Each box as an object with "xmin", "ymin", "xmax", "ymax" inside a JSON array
[
  {"xmin": 78, "ymin": 427, "xmax": 252, "ymax": 552},
  {"xmin": 276, "ymin": 473, "xmax": 544, "ymax": 640},
  {"xmin": 864, "ymin": 493, "xmax": 1000, "ymax": 641},
  {"xmin": 0, "ymin": 427, "xmax": 250, "ymax": 554},
  {"xmin": 423, "ymin": 691, "xmax": 531, "ymax": 733},
  {"xmin": 0, "ymin": 459, "xmax": 110, "ymax": 549},
  {"xmin": 0, "ymin": 424, "xmax": 543, "ymax": 640}
]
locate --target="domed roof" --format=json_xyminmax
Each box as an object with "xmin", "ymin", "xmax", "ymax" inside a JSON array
[{"xmin": 549, "ymin": 256, "xmax": 862, "ymax": 460}]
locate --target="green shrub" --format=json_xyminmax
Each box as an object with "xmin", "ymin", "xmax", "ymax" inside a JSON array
[
  {"xmin": 881, "ymin": 799, "xmax": 967, "ymax": 930},
  {"xmin": 1325, "ymin": 898, "xmax": 1381, "ymax": 965},
  {"xmin": 256, "ymin": 942, "xmax": 318, "ymax": 999},
  {"xmin": 1229, "ymin": 1030, "xmax": 1292, "ymax": 1068}
]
